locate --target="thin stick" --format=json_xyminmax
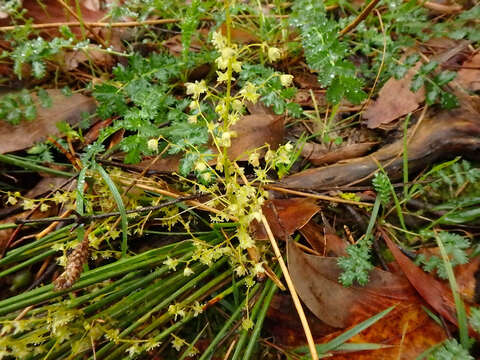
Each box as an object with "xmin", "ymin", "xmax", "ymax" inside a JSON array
[
  {"xmin": 55, "ymin": 0, "xmax": 108, "ymax": 48},
  {"xmin": 0, "ymin": 7, "xmax": 343, "ymax": 32},
  {"xmin": 265, "ymin": 184, "xmax": 373, "ymax": 207},
  {"xmin": 261, "ymin": 214, "xmax": 318, "ymax": 360},
  {"xmin": 16, "ymin": 195, "xmax": 201, "ymax": 225},
  {"xmin": 339, "ymin": 0, "xmax": 380, "ymax": 37}
]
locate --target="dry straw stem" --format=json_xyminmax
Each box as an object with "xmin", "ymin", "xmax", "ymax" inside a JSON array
[
  {"xmin": 55, "ymin": 0, "xmax": 108, "ymax": 48},
  {"xmin": 338, "ymin": 0, "xmax": 380, "ymax": 37},
  {"xmin": 261, "ymin": 214, "xmax": 318, "ymax": 360},
  {"xmin": 115, "ymin": 177, "xmax": 239, "ymax": 222}
]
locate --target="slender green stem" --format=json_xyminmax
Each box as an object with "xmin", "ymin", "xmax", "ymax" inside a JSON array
[
  {"xmin": 242, "ymin": 279, "xmax": 278, "ymax": 360},
  {"xmin": 435, "ymin": 233, "xmax": 469, "ymax": 349}
]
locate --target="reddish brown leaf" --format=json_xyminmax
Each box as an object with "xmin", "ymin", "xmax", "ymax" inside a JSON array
[
  {"xmin": 265, "ymin": 293, "xmax": 339, "ymax": 347},
  {"xmin": 220, "ymin": 23, "xmax": 259, "ymax": 44},
  {"xmin": 299, "ymin": 221, "xmax": 347, "ymax": 256},
  {"xmin": 251, "ymin": 198, "xmax": 321, "ymax": 241},
  {"xmin": 84, "ymin": 118, "xmax": 114, "ymax": 144},
  {"xmin": 319, "ymin": 302, "xmax": 447, "ymax": 360},
  {"xmin": 363, "ymin": 62, "xmax": 425, "ymax": 129},
  {"xmin": 287, "ymin": 240, "xmax": 417, "ymax": 328},
  {"xmin": 63, "ymin": 45, "xmax": 114, "ymax": 71},
  {"xmin": 22, "ymin": 0, "xmax": 106, "ymax": 37},
  {"xmin": 456, "ymin": 257, "xmax": 480, "ymax": 305},
  {"xmin": 0, "ymin": 90, "xmax": 96, "ymax": 154},
  {"xmin": 383, "ymin": 232, "xmax": 458, "ymax": 326}
]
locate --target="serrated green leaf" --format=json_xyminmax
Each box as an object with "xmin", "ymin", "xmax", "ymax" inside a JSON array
[
  {"xmin": 420, "ymin": 61, "xmax": 438, "ymax": 74},
  {"xmin": 436, "ymin": 71, "xmax": 456, "ymax": 86},
  {"xmin": 410, "ymin": 75, "xmax": 424, "ymax": 92}
]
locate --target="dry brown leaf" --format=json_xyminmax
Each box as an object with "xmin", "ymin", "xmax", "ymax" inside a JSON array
[
  {"xmin": 21, "ymin": 0, "xmax": 106, "ymax": 37},
  {"xmin": 251, "ymin": 198, "xmax": 321, "ymax": 240},
  {"xmin": 320, "ymin": 302, "xmax": 447, "ymax": 360},
  {"xmin": 456, "ymin": 256, "xmax": 480, "ymax": 304},
  {"xmin": 301, "ymin": 141, "xmax": 377, "ymax": 165},
  {"xmin": 0, "ymin": 89, "xmax": 96, "ymax": 154},
  {"xmin": 457, "ymin": 53, "xmax": 480, "ymax": 92},
  {"xmin": 299, "ymin": 221, "xmax": 347, "ymax": 256},
  {"xmin": 265, "ymin": 293, "xmax": 339, "ymax": 347},
  {"xmin": 287, "ymin": 240, "xmax": 417, "ymax": 328},
  {"xmin": 363, "ymin": 62, "xmax": 425, "ymax": 129}
]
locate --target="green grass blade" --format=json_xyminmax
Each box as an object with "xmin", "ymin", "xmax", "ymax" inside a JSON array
[
  {"xmin": 294, "ymin": 305, "xmax": 395, "ymax": 356},
  {"xmin": 95, "ymin": 163, "xmax": 128, "ymax": 257}
]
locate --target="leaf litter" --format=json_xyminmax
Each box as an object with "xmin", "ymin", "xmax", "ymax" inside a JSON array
[{"xmin": 0, "ymin": 1, "xmax": 480, "ymax": 359}]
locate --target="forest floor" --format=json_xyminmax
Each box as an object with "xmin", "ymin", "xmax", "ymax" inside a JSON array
[{"xmin": 0, "ymin": 1, "xmax": 480, "ymax": 359}]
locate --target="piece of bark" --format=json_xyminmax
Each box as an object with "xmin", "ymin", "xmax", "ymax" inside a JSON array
[
  {"xmin": 281, "ymin": 107, "xmax": 480, "ymax": 190},
  {"xmin": 302, "ymin": 141, "xmax": 377, "ymax": 165}
]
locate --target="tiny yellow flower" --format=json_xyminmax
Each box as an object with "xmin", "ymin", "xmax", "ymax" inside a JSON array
[
  {"xmin": 268, "ymin": 47, "xmax": 281, "ymax": 62},
  {"xmin": 7, "ymin": 195, "xmax": 18, "ymax": 205},
  {"xmin": 185, "ymin": 80, "xmax": 207, "ymax": 99},
  {"xmin": 232, "ymin": 99, "xmax": 243, "ymax": 112},
  {"xmin": 40, "ymin": 203, "xmax": 50, "ymax": 212},
  {"xmin": 231, "ymin": 60, "xmax": 242, "ymax": 73},
  {"xmin": 183, "ymin": 266, "xmax": 194, "ymax": 277},
  {"xmin": 280, "ymin": 74, "xmax": 294, "ymax": 87},
  {"xmin": 248, "ymin": 152, "xmax": 260, "ymax": 167},
  {"xmin": 239, "ymin": 82, "xmax": 260, "ymax": 103},
  {"xmin": 147, "ymin": 138, "xmax": 158, "ymax": 152},
  {"xmin": 194, "ymin": 161, "xmax": 207, "ymax": 172},
  {"xmin": 163, "ymin": 257, "xmax": 179, "ymax": 271},
  {"xmin": 216, "ymin": 71, "xmax": 230, "ymax": 83},
  {"xmin": 189, "ymin": 100, "xmax": 199, "ymax": 110},
  {"xmin": 211, "ymin": 31, "xmax": 226, "ymax": 50},
  {"xmin": 171, "ymin": 336, "xmax": 184, "ymax": 351},
  {"xmin": 242, "ymin": 318, "xmax": 254, "ymax": 330},
  {"xmin": 187, "ymin": 115, "xmax": 198, "ymax": 123},
  {"xmin": 23, "ymin": 199, "xmax": 35, "ymax": 210}
]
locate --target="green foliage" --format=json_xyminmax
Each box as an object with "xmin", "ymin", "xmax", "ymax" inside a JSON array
[
  {"xmin": 9, "ymin": 36, "xmax": 74, "ymax": 78},
  {"xmin": 338, "ymin": 197, "xmax": 381, "ymax": 287},
  {"xmin": 469, "ymin": 307, "xmax": 480, "ymax": 334},
  {"xmin": 181, "ymin": 0, "xmax": 203, "ymax": 62},
  {"xmin": 92, "ymin": 53, "xmax": 209, "ymax": 164},
  {"xmin": 427, "ymin": 339, "xmax": 473, "ymax": 360},
  {"xmin": 430, "ymin": 159, "xmax": 480, "ymax": 194},
  {"xmin": 372, "ymin": 172, "xmax": 391, "ymax": 205},
  {"xmin": 239, "ymin": 64, "xmax": 302, "ymax": 116},
  {"xmin": 410, "ymin": 61, "xmax": 458, "ymax": 109},
  {"xmin": 412, "ymin": 159, "xmax": 480, "ymax": 226},
  {"xmin": 290, "ymin": 0, "xmax": 367, "ymax": 104},
  {"xmin": 432, "ymin": 5, "xmax": 480, "ymax": 43},
  {"xmin": 337, "ymin": 241, "xmax": 373, "ymax": 286},
  {"xmin": 0, "ymin": 88, "xmax": 51, "ymax": 125},
  {"xmin": 26, "ymin": 143, "xmax": 55, "ymax": 163},
  {"xmin": 416, "ymin": 231, "xmax": 470, "ymax": 279},
  {"xmin": 0, "ymin": 90, "xmax": 36, "ymax": 124}
]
